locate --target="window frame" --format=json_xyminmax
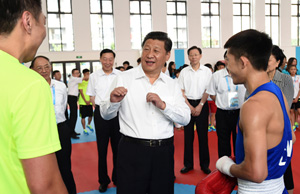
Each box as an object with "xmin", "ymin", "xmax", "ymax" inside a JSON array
[
  {"xmin": 89, "ymin": 0, "xmax": 115, "ymax": 50},
  {"xmin": 46, "ymin": 0, "xmax": 75, "ymax": 52},
  {"xmin": 167, "ymin": 0, "xmax": 188, "ymax": 49}
]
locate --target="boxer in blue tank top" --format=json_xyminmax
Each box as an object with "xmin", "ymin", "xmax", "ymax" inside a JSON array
[{"xmin": 215, "ymin": 29, "xmax": 295, "ymax": 194}]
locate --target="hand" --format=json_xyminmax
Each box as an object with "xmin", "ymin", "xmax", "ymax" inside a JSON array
[
  {"xmin": 293, "ymin": 98, "xmax": 298, "ymax": 103},
  {"xmin": 193, "ymin": 104, "xmax": 203, "ymax": 117},
  {"xmin": 85, "ymin": 100, "xmax": 90, "ymax": 105},
  {"xmin": 146, "ymin": 93, "xmax": 166, "ymax": 110},
  {"xmin": 189, "ymin": 106, "xmax": 196, "ymax": 115},
  {"xmin": 110, "ymin": 87, "xmax": 128, "ymax": 103},
  {"xmin": 216, "ymin": 156, "xmax": 235, "ymax": 177}
]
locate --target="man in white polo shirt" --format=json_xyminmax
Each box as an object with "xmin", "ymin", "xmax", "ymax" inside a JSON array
[
  {"xmin": 206, "ymin": 55, "xmax": 246, "ymax": 158},
  {"xmin": 178, "ymin": 46, "xmax": 212, "ymax": 175},
  {"xmin": 30, "ymin": 56, "xmax": 77, "ymax": 194},
  {"xmin": 100, "ymin": 31, "xmax": 190, "ymax": 194},
  {"xmin": 86, "ymin": 49, "xmax": 121, "ymax": 193},
  {"xmin": 67, "ymin": 68, "xmax": 83, "ymax": 139}
]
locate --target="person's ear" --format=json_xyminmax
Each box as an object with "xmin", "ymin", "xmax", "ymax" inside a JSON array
[
  {"xmin": 240, "ymin": 56, "xmax": 250, "ymax": 69},
  {"xmin": 22, "ymin": 11, "xmax": 33, "ymax": 34}
]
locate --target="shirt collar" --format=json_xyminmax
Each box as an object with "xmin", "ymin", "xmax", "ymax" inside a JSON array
[
  {"xmin": 98, "ymin": 68, "xmax": 119, "ymax": 76},
  {"xmin": 135, "ymin": 65, "xmax": 167, "ymax": 84}
]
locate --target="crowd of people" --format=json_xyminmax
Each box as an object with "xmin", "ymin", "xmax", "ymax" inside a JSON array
[{"xmin": 0, "ymin": 1, "xmax": 297, "ymax": 194}]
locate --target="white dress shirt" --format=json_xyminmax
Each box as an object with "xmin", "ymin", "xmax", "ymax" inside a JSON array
[
  {"xmin": 206, "ymin": 68, "xmax": 246, "ymax": 110},
  {"xmin": 291, "ymin": 75, "xmax": 300, "ymax": 99},
  {"xmin": 50, "ymin": 79, "xmax": 68, "ymax": 124},
  {"xmin": 67, "ymin": 76, "xmax": 83, "ymax": 96},
  {"xmin": 178, "ymin": 65, "xmax": 212, "ymax": 100},
  {"xmin": 86, "ymin": 68, "xmax": 120, "ymax": 105},
  {"xmin": 100, "ymin": 65, "xmax": 191, "ymax": 139}
]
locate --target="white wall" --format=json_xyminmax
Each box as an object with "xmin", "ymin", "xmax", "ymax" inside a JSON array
[{"xmin": 36, "ymin": 0, "xmax": 296, "ymax": 68}]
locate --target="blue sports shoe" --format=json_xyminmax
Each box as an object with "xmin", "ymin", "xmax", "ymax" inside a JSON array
[
  {"xmin": 87, "ymin": 125, "xmax": 94, "ymax": 133},
  {"xmin": 83, "ymin": 129, "xmax": 89, "ymax": 135}
]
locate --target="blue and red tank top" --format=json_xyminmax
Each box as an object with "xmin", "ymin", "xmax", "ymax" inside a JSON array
[{"xmin": 236, "ymin": 81, "xmax": 293, "ymax": 180}]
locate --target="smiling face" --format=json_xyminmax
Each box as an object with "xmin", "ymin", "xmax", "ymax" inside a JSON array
[
  {"xmin": 225, "ymin": 50, "xmax": 245, "ymax": 85},
  {"xmin": 100, "ymin": 52, "xmax": 115, "ymax": 74},
  {"xmin": 141, "ymin": 39, "xmax": 170, "ymax": 77},
  {"xmin": 267, "ymin": 54, "xmax": 279, "ymax": 73},
  {"xmin": 32, "ymin": 57, "xmax": 51, "ymax": 81}
]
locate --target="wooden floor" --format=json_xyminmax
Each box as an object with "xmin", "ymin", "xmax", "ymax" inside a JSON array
[{"xmin": 71, "ymin": 128, "xmax": 300, "ymax": 193}]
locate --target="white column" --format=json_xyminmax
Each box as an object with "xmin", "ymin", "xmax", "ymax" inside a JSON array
[
  {"xmin": 253, "ymin": 0, "xmax": 265, "ymax": 32},
  {"xmin": 152, "ymin": 0, "xmax": 167, "ymax": 32},
  {"xmin": 220, "ymin": 0, "xmax": 233, "ymax": 46},
  {"xmin": 187, "ymin": 0, "xmax": 202, "ymax": 48}
]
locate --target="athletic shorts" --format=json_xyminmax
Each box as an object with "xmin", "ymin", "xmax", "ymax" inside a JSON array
[
  {"xmin": 79, "ymin": 105, "xmax": 93, "ymax": 118},
  {"xmin": 208, "ymin": 100, "xmax": 217, "ymax": 113},
  {"xmin": 290, "ymin": 99, "xmax": 300, "ymax": 110}
]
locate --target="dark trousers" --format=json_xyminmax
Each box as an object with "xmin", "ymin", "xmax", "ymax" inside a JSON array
[
  {"xmin": 56, "ymin": 121, "xmax": 77, "ymax": 194},
  {"xmin": 68, "ymin": 95, "xmax": 78, "ymax": 133},
  {"xmin": 117, "ymin": 136, "xmax": 174, "ymax": 194},
  {"xmin": 94, "ymin": 105, "xmax": 121, "ymax": 185},
  {"xmin": 184, "ymin": 99, "xmax": 210, "ymax": 169},
  {"xmin": 216, "ymin": 108, "xmax": 239, "ymax": 158},
  {"xmin": 284, "ymin": 162, "xmax": 294, "ymax": 190}
]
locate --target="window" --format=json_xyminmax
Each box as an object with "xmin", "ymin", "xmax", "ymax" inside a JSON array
[
  {"xmin": 130, "ymin": 0, "xmax": 152, "ymax": 49},
  {"xmin": 292, "ymin": 0, "xmax": 300, "ymax": 46},
  {"xmin": 90, "ymin": 0, "xmax": 115, "ymax": 50},
  {"xmin": 265, "ymin": 0, "xmax": 279, "ymax": 45},
  {"xmin": 167, "ymin": 0, "xmax": 187, "ymax": 49},
  {"xmin": 201, "ymin": 0, "xmax": 220, "ymax": 48},
  {"xmin": 47, "ymin": 0, "xmax": 74, "ymax": 51},
  {"xmin": 233, "ymin": 0, "xmax": 251, "ymax": 34}
]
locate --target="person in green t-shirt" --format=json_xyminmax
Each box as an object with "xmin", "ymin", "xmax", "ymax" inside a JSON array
[
  {"xmin": 0, "ymin": 0, "xmax": 67, "ymax": 193},
  {"xmin": 78, "ymin": 69, "xmax": 94, "ymax": 135}
]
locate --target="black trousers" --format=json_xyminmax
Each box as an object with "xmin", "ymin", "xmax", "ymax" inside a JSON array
[
  {"xmin": 184, "ymin": 99, "xmax": 210, "ymax": 169},
  {"xmin": 117, "ymin": 136, "xmax": 174, "ymax": 194},
  {"xmin": 215, "ymin": 108, "xmax": 239, "ymax": 158},
  {"xmin": 284, "ymin": 162, "xmax": 294, "ymax": 190},
  {"xmin": 56, "ymin": 121, "xmax": 77, "ymax": 194},
  {"xmin": 68, "ymin": 95, "xmax": 78, "ymax": 133},
  {"xmin": 94, "ymin": 105, "xmax": 121, "ymax": 185}
]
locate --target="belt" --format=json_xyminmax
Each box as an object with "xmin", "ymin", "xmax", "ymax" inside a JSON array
[{"xmin": 122, "ymin": 135, "xmax": 173, "ymax": 147}]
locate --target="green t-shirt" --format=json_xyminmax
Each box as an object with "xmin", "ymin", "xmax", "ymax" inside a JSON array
[
  {"xmin": 0, "ymin": 50, "xmax": 61, "ymax": 193},
  {"xmin": 78, "ymin": 80, "xmax": 92, "ymax": 105}
]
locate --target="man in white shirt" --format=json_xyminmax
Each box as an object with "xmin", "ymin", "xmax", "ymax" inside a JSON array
[
  {"xmin": 178, "ymin": 46, "xmax": 212, "ymax": 175},
  {"xmin": 31, "ymin": 56, "xmax": 77, "ymax": 194},
  {"xmin": 67, "ymin": 68, "xmax": 83, "ymax": 139},
  {"xmin": 100, "ymin": 31, "xmax": 190, "ymax": 194},
  {"xmin": 206, "ymin": 60, "xmax": 246, "ymax": 158},
  {"xmin": 86, "ymin": 49, "xmax": 121, "ymax": 193}
]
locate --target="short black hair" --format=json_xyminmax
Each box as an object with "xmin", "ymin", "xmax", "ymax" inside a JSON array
[
  {"xmin": 123, "ymin": 61, "xmax": 130, "ymax": 65},
  {"xmin": 137, "ymin": 57, "xmax": 141, "ymax": 63},
  {"xmin": 271, "ymin": 45, "xmax": 285, "ymax": 68},
  {"xmin": 100, "ymin": 49, "xmax": 116, "ymax": 58},
  {"xmin": 187, "ymin": 46, "xmax": 202, "ymax": 55},
  {"xmin": 204, "ymin": 63, "xmax": 213, "ymax": 70},
  {"xmin": 0, "ymin": 0, "xmax": 42, "ymax": 35},
  {"xmin": 142, "ymin": 31, "xmax": 172, "ymax": 53},
  {"xmin": 224, "ymin": 29, "xmax": 272, "ymax": 71},
  {"xmin": 82, "ymin": 69, "xmax": 89, "ymax": 74},
  {"xmin": 71, "ymin": 68, "xmax": 79, "ymax": 74},
  {"xmin": 30, "ymin": 55, "xmax": 50, "ymax": 69}
]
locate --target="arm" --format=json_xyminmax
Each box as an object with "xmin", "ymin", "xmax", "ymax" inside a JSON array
[
  {"xmin": 210, "ymin": 95, "xmax": 216, "ymax": 101},
  {"xmin": 90, "ymin": 96, "xmax": 95, "ymax": 107},
  {"xmin": 217, "ymin": 100, "xmax": 269, "ymax": 183},
  {"xmin": 79, "ymin": 89, "xmax": 89, "ymax": 105},
  {"xmin": 194, "ymin": 91, "xmax": 209, "ymax": 116},
  {"xmin": 182, "ymin": 89, "xmax": 195, "ymax": 115},
  {"xmin": 147, "ymin": 85, "xmax": 191, "ymax": 126},
  {"xmin": 22, "ymin": 153, "xmax": 67, "ymax": 194}
]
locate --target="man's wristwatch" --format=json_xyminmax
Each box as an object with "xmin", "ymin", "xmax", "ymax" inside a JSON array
[{"xmin": 200, "ymin": 102, "xmax": 204, "ymax": 106}]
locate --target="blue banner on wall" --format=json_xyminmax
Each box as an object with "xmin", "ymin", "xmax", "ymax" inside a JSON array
[
  {"xmin": 175, "ymin": 49, "xmax": 185, "ymax": 69},
  {"xmin": 296, "ymin": 47, "xmax": 300, "ymax": 71}
]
